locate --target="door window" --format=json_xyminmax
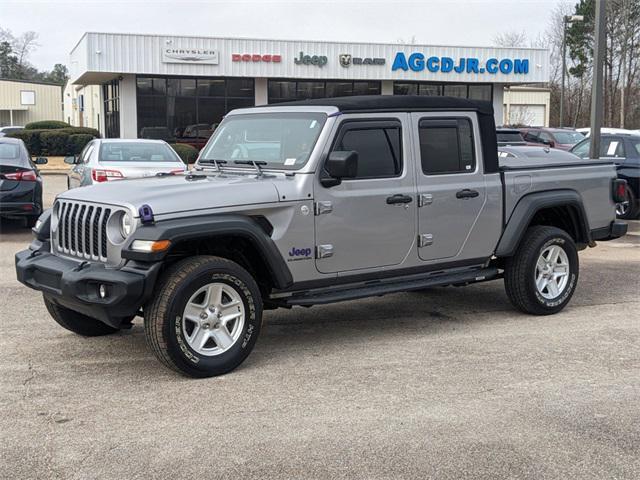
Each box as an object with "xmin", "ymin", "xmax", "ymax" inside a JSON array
[
  {"xmin": 418, "ymin": 118, "xmax": 475, "ymax": 174},
  {"xmin": 538, "ymin": 131, "xmax": 553, "ymax": 144},
  {"xmin": 524, "ymin": 130, "xmax": 539, "ymax": 142},
  {"xmin": 601, "ymin": 137, "xmax": 625, "ymax": 157},
  {"xmin": 332, "ymin": 122, "xmax": 402, "ymax": 179}
]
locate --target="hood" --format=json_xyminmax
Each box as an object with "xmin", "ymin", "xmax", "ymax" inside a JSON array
[{"xmin": 58, "ymin": 171, "xmax": 281, "ymax": 216}]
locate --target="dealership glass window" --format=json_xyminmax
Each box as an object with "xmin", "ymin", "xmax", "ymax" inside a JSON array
[
  {"xmin": 393, "ymin": 83, "xmax": 418, "ymax": 96},
  {"xmin": 326, "ymin": 81, "xmax": 353, "ymax": 97},
  {"xmin": 136, "ymin": 76, "xmax": 255, "ymax": 145},
  {"xmin": 419, "ymin": 84, "xmax": 442, "ymax": 96},
  {"xmin": 419, "ymin": 118, "xmax": 475, "ymax": 174},
  {"xmin": 393, "ymin": 82, "xmax": 493, "ymax": 102},
  {"xmin": 268, "ymin": 80, "xmax": 381, "ymax": 103},
  {"xmin": 468, "ymin": 84, "xmax": 492, "ymax": 101},
  {"xmin": 443, "ymin": 84, "xmax": 467, "ymax": 98},
  {"xmin": 103, "ymin": 79, "xmax": 120, "ymax": 138},
  {"xmin": 353, "ymin": 81, "xmax": 382, "ymax": 96}
]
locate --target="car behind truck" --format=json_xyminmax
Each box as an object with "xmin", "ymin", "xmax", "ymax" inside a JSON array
[{"xmin": 15, "ymin": 96, "xmax": 627, "ymax": 377}]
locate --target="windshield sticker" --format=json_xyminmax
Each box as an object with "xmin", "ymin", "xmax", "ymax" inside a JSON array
[
  {"xmin": 309, "ymin": 120, "xmax": 318, "ymax": 128},
  {"xmin": 284, "ymin": 158, "xmax": 297, "ymax": 166}
]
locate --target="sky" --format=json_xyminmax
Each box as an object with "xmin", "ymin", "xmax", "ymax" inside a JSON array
[{"xmin": 0, "ymin": 0, "xmax": 563, "ymax": 72}]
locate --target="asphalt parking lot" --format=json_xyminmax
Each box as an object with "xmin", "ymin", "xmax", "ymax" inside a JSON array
[{"xmin": 1, "ymin": 174, "xmax": 639, "ymax": 479}]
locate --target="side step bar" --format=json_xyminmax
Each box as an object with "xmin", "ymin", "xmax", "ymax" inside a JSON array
[{"xmin": 281, "ymin": 267, "xmax": 500, "ymax": 307}]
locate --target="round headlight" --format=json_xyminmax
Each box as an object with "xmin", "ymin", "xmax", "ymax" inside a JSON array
[{"xmin": 120, "ymin": 212, "xmax": 133, "ymax": 237}]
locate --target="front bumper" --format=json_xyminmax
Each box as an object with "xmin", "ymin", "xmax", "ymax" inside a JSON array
[
  {"xmin": 591, "ymin": 220, "xmax": 628, "ymax": 242},
  {"xmin": 15, "ymin": 242, "xmax": 161, "ymax": 328}
]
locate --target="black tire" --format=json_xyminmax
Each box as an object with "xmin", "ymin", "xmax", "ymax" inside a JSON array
[
  {"xmin": 144, "ymin": 256, "xmax": 263, "ymax": 378},
  {"xmin": 24, "ymin": 215, "xmax": 38, "ymax": 228},
  {"xmin": 44, "ymin": 295, "xmax": 120, "ymax": 336},
  {"xmin": 616, "ymin": 185, "xmax": 639, "ymax": 220},
  {"xmin": 504, "ymin": 226, "xmax": 579, "ymax": 315}
]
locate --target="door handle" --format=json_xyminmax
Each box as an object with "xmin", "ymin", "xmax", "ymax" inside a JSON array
[
  {"xmin": 386, "ymin": 194, "xmax": 413, "ymax": 205},
  {"xmin": 456, "ymin": 189, "xmax": 479, "ymax": 199}
]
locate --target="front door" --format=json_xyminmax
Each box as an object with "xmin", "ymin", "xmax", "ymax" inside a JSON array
[
  {"xmin": 411, "ymin": 113, "xmax": 487, "ymax": 262},
  {"xmin": 314, "ymin": 114, "xmax": 416, "ymax": 274}
]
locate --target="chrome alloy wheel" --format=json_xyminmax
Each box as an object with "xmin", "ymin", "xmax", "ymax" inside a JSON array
[
  {"xmin": 616, "ymin": 199, "xmax": 630, "ymax": 217},
  {"xmin": 535, "ymin": 245, "xmax": 570, "ymax": 300},
  {"xmin": 182, "ymin": 282, "xmax": 245, "ymax": 356}
]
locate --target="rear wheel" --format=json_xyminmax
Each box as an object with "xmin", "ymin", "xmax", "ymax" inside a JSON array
[
  {"xmin": 504, "ymin": 226, "xmax": 579, "ymax": 315},
  {"xmin": 616, "ymin": 185, "xmax": 639, "ymax": 220},
  {"xmin": 44, "ymin": 295, "xmax": 120, "ymax": 336},
  {"xmin": 144, "ymin": 256, "xmax": 263, "ymax": 377}
]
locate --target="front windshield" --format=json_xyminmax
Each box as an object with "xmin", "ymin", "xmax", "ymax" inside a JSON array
[
  {"xmin": 554, "ymin": 131, "xmax": 584, "ymax": 144},
  {"xmin": 198, "ymin": 112, "xmax": 327, "ymax": 170}
]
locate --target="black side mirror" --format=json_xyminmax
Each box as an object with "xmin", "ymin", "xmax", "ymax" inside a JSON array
[
  {"xmin": 34, "ymin": 157, "xmax": 48, "ymax": 165},
  {"xmin": 64, "ymin": 155, "xmax": 77, "ymax": 165},
  {"xmin": 322, "ymin": 150, "xmax": 358, "ymax": 187}
]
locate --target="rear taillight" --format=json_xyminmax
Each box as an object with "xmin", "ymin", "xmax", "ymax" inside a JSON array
[
  {"xmin": 91, "ymin": 168, "xmax": 124, "ymax": 183},
  {"xmin": 3, "ymin": 170, "xmax": 37, "ymax": 181},
  {"xmin": 612, "ymin": 179, "xmax": 627, "ymax": 203},
  {"xmin": 170, "ymin": 168, "xmax": 185, "ymax": 174}
]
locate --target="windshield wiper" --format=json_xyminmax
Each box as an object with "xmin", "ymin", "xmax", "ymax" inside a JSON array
[
  {"xmin": 199, "ymin": 159, "xmax": 227, "ymax": 171},
  {"xmin": 234, "ymin": 160, "xmax": 267, "ymax": 177}
]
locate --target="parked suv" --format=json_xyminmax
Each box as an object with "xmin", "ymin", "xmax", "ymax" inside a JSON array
[
  {"xmin": 15, "ymin": 96, "xmax": 627, "ymax": 377},
  {"xmin": 571, "ymin": 133, "xmax": 640, "ymax": 219},
  {"xmin": 522, "ymin": 128, "xmax": 585, "ymax": 150}
]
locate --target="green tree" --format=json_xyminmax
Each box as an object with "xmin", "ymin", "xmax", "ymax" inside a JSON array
[
  {"xmin": 0, "ymin": 40, "xmax": 19, "ymax": 78},
  {"xmin": 45, "ymin": 63, "xmax": 69, "ymax": 84}
]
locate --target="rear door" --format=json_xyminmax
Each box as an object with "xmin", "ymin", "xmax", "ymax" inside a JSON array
[
  {"xmin": 411, "ymin": 112, "xmax": 489, "ymax": 262},
  {"xmin": 314, "ymin": 114, "xmax": 416, "ymax": 274}
]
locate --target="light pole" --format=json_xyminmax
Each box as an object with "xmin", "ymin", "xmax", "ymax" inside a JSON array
[
  {"xmin": 560, "ymin": 14, "xmax": 584, "ymax": 128},
  {"xmin": 589, "ymin": 0, "xmax": 606, "ymax": 159}
]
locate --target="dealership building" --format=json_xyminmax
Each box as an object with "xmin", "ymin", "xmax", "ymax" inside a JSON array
[{"xmin": 67, "ymin": 32, "xmax": 550, "ymax": 140}]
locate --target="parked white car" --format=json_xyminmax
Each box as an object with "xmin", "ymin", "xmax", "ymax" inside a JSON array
[
  {"xmin": 65, "ymin": 139, "xmax": 187, "ymax": 189},
  {"xmin": 576, "ymin": 127, "xmax": 638, "ymax": 137},
  {"xmin": 0, "ymin": 126, "xmax": 25, "ymax": 137}
]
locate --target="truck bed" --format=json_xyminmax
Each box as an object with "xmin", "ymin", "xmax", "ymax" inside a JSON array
[{"xmin": 499, "ymin": 155, "xmax": 618, "ymax": 234}]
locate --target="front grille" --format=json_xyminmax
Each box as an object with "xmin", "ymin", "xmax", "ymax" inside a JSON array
[{"xmin": 54, "ymin": 200, "xmax": 113, "ymax": 262}]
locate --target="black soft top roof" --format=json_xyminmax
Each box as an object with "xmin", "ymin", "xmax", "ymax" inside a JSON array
[{"xmin": 272, "ymin": 95, "xmax": 494, "ymax": 116}]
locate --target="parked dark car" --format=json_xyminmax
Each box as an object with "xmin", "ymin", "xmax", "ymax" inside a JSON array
[
  {"xmin": 497, "ymin": 128, "xmax": 527, "ymax": 146},
  {"xmin": 0, "ymin": 137, "xmax": 47, "ymax": 227},
  {"xmin": 570, "ymin": 133, "xmax": 640, "ymax": 219},
  {"xmin": 521, "ymin": 128, "xmax": 585, "ymax": 151}
]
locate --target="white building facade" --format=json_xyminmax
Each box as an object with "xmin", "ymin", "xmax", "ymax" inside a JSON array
[{"xmin": 68, "ymin": 32, "xmax": 550, "ymax": 141}]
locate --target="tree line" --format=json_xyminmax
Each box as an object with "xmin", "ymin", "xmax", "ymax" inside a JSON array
[
  {"xmin": 495, "ymin": 0, "xmax": 640, "ymax": 129},
  {"xmin": 0, "ymin": 27, "xmax": 69, "ymax": 85}
]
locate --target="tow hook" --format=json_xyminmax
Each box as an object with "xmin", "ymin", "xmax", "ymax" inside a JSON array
[{"xmin": 73, "ymin": 261, "xmax": 89, "ymax": 272}]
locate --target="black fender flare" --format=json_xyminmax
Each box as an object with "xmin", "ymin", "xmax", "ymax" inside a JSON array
[
  {"xmin": 122, "ymin": 214, "xmax": 293, "ymax": 289},
  {"xmin": 495, "ymin": 189, "xmax": 591, "ymax": 257}
]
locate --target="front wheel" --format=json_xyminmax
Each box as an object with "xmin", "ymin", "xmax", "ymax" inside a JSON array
[
  {"xmin": 144, "ymin": 256, "xmax": 263, "ymax": 377},
  {"xmin": 504, "ymin": 226, "xmax": 579, "ymax": 315}
]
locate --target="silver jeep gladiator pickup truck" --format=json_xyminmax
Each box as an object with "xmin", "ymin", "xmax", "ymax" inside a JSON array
[{"xmin": 15, "ymin": 96, "xmax": 628, "ymax": 377}]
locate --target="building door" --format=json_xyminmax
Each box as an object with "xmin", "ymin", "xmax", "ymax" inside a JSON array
[{"xmin": 314, "ymin": 115, "xmax": 416, "ymax": 274}]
